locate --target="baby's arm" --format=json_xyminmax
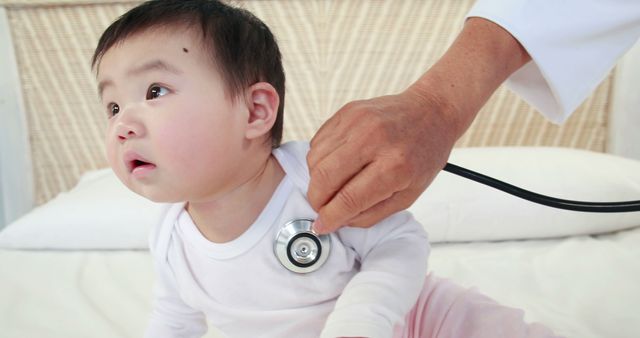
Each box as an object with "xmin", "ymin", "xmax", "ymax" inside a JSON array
[
  {"xmin": 144, "ymin": 259, "xmax": 208, "ymax": 338},
  {"xmin": 145, "ymin": 206, "xmax": 208, "ymax": 338},
  {"xmin": 320, "ymin": 211, "xmax": 429, "ymax": 338}
]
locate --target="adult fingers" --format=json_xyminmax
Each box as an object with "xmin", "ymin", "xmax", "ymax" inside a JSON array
[
  {"xmin": 345, "ymin": 187, "xmax": 423, "ymax": 229},
  {"xmin": 313, "ymin": 159, "xmax": 410, "ymax": 234},
  {"xmin": 308, "ymin": 100, "xmax": 364, "ymax": 169},
  {"xmin": 307, "ymin": 141, "xmax": 370, "ymax": 211},
  {"xmin": 307, "ymin": 107, "xmax": 345, "ymax": 169}
]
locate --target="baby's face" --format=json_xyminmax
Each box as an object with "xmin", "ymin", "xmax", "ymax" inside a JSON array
[{"xmin": 97, "ymin": 27, "xmax": 249, "ymax": 202}]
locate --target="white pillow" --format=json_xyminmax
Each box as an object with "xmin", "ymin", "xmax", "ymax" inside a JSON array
[
  {"xmin": 410, "ymin": 147, "xmax": 640, "ymax": 242},
  {"xmin": 0, "ymin": 169, "xmax": 167, "ymax": 250},
  {"xmin": 1, "ymin": 147, "xmax": 639, "ymax": 250}
]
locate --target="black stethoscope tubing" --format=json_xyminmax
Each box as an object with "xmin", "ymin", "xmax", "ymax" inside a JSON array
[{"xmin": 443, "ymin": 163, "xmax": 640, "ymax": 213}]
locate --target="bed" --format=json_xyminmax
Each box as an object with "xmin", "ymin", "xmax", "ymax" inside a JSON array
[{"xmin": 1, "ymin": 1, "xmax": 639, "ymax": 337}]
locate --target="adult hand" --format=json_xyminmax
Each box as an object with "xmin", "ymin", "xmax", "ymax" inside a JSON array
[
  {"xmin": 307, "ymin": 86, "xmax": 459, "ymax": 234},
  {"xmin": 307, "ymin": 18, "xmax": 530, "ymax": 234}
]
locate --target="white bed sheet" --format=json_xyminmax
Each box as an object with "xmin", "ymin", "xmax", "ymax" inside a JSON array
[
  {"xmin": 430, "ymin": 227, "xmax": 640, "ymax": 338},
  {"xmin": 1, "ymin": 227, "xmax": 639, "ymax": 338}
]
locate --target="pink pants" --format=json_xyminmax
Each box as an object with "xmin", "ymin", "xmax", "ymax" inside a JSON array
[{"xmin": 392, "ymin": 274, "xmax": 563, "ymax": 338}]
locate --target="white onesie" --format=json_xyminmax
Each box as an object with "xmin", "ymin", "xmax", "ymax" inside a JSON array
[{"xmin": 144, "ymin": 141, "xmax": 430, "ymax": 338}]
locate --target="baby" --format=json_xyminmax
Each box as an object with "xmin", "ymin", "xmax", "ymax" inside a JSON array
[{"xmin": 93, "ymin": 1, "xmax": 559, "ymax": 337}]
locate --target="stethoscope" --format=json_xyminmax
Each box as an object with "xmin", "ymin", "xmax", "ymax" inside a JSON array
[
  {"xmin": 274, "ymin": 162, "xmax": 640, "ymax": 274},
  {"xmin": 274, "ymin": 218, "xmax": 330, "ymax": 273}
]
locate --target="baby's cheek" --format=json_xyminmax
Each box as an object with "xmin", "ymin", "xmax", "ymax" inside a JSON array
[
  {"xmin": 156, "ymin": 124, "xmax": 204, "ymax": 164},
  {"xmin": 105, "ymin": 143, "xmax": 126, "ymax": 181},
  {"xmin": 105, "ymin": 143, "xmax": 117, "ymax": 169},
  {"xmin": 104, "ymin": 128, "xmax": 118, "ymax": 161}
]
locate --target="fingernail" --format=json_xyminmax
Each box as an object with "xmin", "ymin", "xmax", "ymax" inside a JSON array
[{"xmin": 312, "ymin": 219, "xmax": 323, "ymax": 234}]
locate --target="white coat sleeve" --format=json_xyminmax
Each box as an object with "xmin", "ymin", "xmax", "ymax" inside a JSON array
[
  {"xmin": 320, "ymin": 211, "xmax": 430, "ymax": 338},
  {"xmin": 467, "ymin": 0, "xmax": 640, "ymax": 123}
]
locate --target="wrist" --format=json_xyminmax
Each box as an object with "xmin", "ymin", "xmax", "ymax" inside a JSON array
[{"xmin": 409, "ymin": 17, "xmax": 531, "ymax": 140}]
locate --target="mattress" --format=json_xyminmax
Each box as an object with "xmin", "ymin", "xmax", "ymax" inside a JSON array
[{"xmin": 1, "ymin": 227, "xmax": 639, "ymax": 338}]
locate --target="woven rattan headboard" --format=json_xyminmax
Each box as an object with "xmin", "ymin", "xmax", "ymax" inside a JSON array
[{"xmin": 2, "ymin": 0, "xmax": 613, "ymax": 206}]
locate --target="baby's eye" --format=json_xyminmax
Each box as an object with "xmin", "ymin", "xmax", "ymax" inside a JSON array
[
  {"xmin": 107, "ymin": 103, "xmax": 120, "ymax": 118},
  {"xmin": 146, "ymin": 84, "xmax": 170, "ymax": 100}
]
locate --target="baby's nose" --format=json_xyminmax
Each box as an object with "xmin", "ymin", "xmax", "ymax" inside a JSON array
[{"xmin": 115, "ymin": 119, "xmax": 144, "ymax": 142}]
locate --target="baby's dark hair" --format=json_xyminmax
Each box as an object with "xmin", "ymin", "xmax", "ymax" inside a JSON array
[{"xmin": 92, "ymin": 0, "xmax": 285, "ymax": 147}]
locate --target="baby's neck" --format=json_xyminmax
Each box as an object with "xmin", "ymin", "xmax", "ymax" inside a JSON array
[{"xmin": 185, "ymin": 154, "xmax": 285, "ymax": 243}]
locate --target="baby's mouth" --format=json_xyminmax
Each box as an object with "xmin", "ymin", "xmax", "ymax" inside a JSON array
[
  {"xmin": 124, "ymin": 152, "xmax": 156, "ymax": 174},
  {"xmin": 127, "ymin": 159, "xmax": 157, "ymax": 176},
  {"xmin": 131, "ymin": 159, "xmax": 152, "ymax": 170}
]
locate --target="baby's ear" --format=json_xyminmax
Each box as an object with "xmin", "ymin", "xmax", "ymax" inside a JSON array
[{"xmin": 244, "ymin": 82, "xmax": 280, "ymax": 140}]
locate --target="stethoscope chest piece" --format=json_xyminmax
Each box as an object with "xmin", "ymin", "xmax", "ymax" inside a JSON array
[{"xmin": 274, "ymin": 219, "xmax": 331, "ymax": 273}]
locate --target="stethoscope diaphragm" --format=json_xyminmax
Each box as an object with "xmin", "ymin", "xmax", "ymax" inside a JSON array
[{"xmin": 274, "ymin": 219, "xmax": 331, "ymax": 273}]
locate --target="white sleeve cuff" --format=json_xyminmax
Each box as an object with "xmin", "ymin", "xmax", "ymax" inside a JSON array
[{"xmin": 467, "ymin": 0, "xmax": 640, "ymax": 124}]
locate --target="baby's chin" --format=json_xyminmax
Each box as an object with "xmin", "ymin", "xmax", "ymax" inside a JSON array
[
  {"xmin": 117, "ymin": 177, "xmax": 185, "ymax": 203},
  {"xmin": 132, "ymin": 187, "xmax": 185, "ymax": 203}
]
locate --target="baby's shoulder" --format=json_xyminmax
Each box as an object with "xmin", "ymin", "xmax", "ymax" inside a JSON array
[
  {"xmin": 273, "ymin": 141, "xmax": 311, "ymax": 192},
  {"xmin": 273, "ymin": 141, "xmax": 310, "ymax": 172}
]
